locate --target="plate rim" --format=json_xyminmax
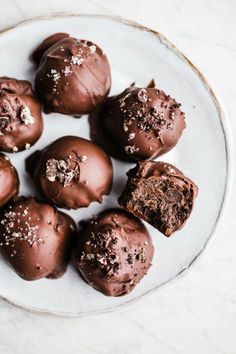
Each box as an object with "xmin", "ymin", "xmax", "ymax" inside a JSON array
[{"xmin": 0, "ymin": 13, "xmax": 233, "ymax": 317}]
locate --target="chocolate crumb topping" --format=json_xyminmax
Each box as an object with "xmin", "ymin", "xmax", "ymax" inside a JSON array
[
  {"xmin": 31, "ymin": 136, "xmax": 113, "ymax": 209},
  {"xmin": 80, "ymin": 230, "xmax": 121, "ymax": 278},
  {"xmin": 75, "ymin": 209, "xmax": 154, "ymax": 296},
  {"xmin": 0, "ymin": 116, "xmax": 10, "ymax": 131},
  {"xmin": 0, "ymin": 77, "xmax": 43, "ymax": 152},
  {"xmin": 91, "ymin": 84, "xmax": 186, "ymax": 161}
]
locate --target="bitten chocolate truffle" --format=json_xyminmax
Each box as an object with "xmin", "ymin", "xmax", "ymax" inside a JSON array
[
  {"xmin": 0, "ymin": 197, "xmax": 75, "ymax": 281},
  {"xmin": 90, "ymin": 84, "xmax": 185, "ymax": 161},
  {"xmin": 0, "ymin": 77, "xmax": 43, "ymax": 152},
  {"xmin": 119, "ymin": 161, "xmax": 198, "ymax": 237},
  {"xmin": 33, "ymin": 33, "xmax": 111, "ymax": 115},
  {"xmin": 0, "ymin": 153, "xmax": 19, "ymax": 207},
  {"xmin": 75, "ymin": 209, "xmax": 154, "ymax": 296},
  {"xmin": 30, "ymin": 136, "xmax": 113, "ymax": 209}
]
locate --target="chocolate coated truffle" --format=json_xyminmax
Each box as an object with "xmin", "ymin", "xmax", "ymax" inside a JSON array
[
  {"xmin": 33, "ymin": 33, "xmax": 111, "ymax": 115},
  {"xmin": 90, "ymin": 84, "xmax": 185, "ymax": 161},
  {"xmin": 0, "ymin": 77, "xmax": 43, "ymax": 152},
  {"xmin": 119, "ymin": 161, "xmax": 198, "ymax": 236},
  {"xmin": 30, "ymin": 136, "xmax": 113, "ymax": 209},
  {"xmin": 0, "ymin": 153, "xmax": 19, "ymax": 207},
  {"xmin": 75, "ymin": 209, "xmax": 154, "ymax": 296},
  {"xmin": 0, "ymin": 198, "xmax": 75, "ymax": 280}
]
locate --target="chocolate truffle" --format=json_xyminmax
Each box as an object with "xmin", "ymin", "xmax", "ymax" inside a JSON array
[
  {"xmin": 119, "ymin": 161, "xmax": 198, "ymax": 237},
  {"xmin": 0, "ymin": 197, "xmax": 75, "ymax": 281},
  {"xmin": 0, "ymin": 153, "xmax": 19, "ymax": 207},
  {"xmin": 0, "ymin": 77, "xmax": 43, "ymax": 152},
  {"xmin": 30, "ymin": 136, "xmax": 113, "ymax": 209},
  {"xmin": 33, "ymin": 33, "xmax": 111, "ymax": 115},
  {"xmin": 75, "ymin": 209, "xmax": 154, "ymax": 296},
  {"xmin": 90, "ymin": 84, "xmax": 185, "ymax": 161}
]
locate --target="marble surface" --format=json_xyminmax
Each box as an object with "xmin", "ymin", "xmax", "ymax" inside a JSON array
[{"xmin": 0, "ymin": 1, "xmax": 235, "ymax": 353}]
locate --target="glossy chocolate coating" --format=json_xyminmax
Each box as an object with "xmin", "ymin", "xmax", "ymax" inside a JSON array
[
  {"xmin": 75, "ymin": 209, "xmax": 154, "ymax": 296},
  {"xmin": 119, "ymin": 161, "xmax": 198, "ymax": 236},
  {"xmin": 90, "ymin": 84, "xmax": 185, "ymax": 161},
  {"xmin": 31, "ymin": 136, "xmax": 113, "ymax": 209},
  {"xmin": 0, "ymin": 198, "xmax": 76, "ymax": 281},
  {"xmin": 0, "ymin": 153, "xmax": 19, "ymax": 207},
  {"xmin": 33, "ymin": 33, "xmax": 111, "ymax": 115},
  {"xmin": 0, "ymin": 77, "xmax": 43, "ymax": 152}
]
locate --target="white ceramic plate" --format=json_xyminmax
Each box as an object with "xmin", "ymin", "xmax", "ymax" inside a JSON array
[{"xmin": 0, "ymin": 15, "xmax": 231, "ymax": 316}]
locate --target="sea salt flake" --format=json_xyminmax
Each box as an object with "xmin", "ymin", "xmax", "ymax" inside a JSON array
[
  {"xmin": 137, "ymin": 89, "xmax": 148, "ymax": 103},
  {"xmin": 79, "ymin": 155, "xmax": 87, "ymax": 162},
  {"xmin": 71, "ymin": 56, "xmax": 84, "ymax": 66},
  {"xmin": 20, "ymin": 107, "xmax": 35, "ymax": 125},
  {"xmin": 12, "ymin": 146, "xmax": 18, "ymax": 152},
  {"xmin": 89, "ymin": 45, "xmax": 96, "ymax": 53},
  {"xmin": 125, "ymin": 145, "xmax": 139, "ymax": 154},
  {"xmin": 128, "ymin": 132, "xmax": 135, "ymax": 140},
  {"xmin": 63, "ymin": 66, "xmax": 72, "ymax": 76}
]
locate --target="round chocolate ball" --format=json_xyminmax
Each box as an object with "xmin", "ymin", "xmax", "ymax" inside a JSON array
[
  {"xmin": 0, "ymin": 197, "xmax": 75, "ymax": 281},
  {"xmin": 90, "ymin": 85, "xmax": 185, "ymax": 161},
  {"xmin": 75, "ymin": 209, "xmax": 154, "ymax": 296},
  {"xmin": 33, "ymin": 33, "xmax": 111, "ymax": 115},
  {"xmin": 0, "ymin": 153, "xmax": 19, "ymax": 207},
  {"xmin": 0, "ymin": 77, "xmax": 43, "ymax": 152},
  {"xmin": 31, "ymin": 136, "xmax": 113, "ymax": 209}
]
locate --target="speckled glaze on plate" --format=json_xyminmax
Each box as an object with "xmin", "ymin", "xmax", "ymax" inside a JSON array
[{"xmin": 0, "ymin": 14, "xmax": 231, "ymax": 317}]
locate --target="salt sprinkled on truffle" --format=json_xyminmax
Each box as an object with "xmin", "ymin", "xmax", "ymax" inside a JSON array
[
  {"xmin": 71, "ymin": 56, "xmax": 84, "ymax": 66},
  {"xmin": 125, "ymin": 145, "xmax": 139, "ymax": 154},
  {"xmin": 12, "ymin": 146, "xmax": 18, "ymax": 153},
  {"xmin": 137, "ymin": 89, "xmax": 148, "ymax": 103},
  {"xmin": 45, "ymin": 158, "xmax": 79, "ymax": 187},
  {"xmin": 63, "ymin": 66, "xmax": 73, "ymax": 76},
  {"xmin": 47, "ymin": 69, "xmax": 61, "ymax": 84},
  {"xmin": 128, "ymin": 132, "xmax": 135, "ymax": 141},
  {"xmin": 0, "ymin": 208, "xmax": 42, "ymax": 247},
  {"xmin": 20, "ymin": 106, "xmax": 35, "ymax": 125},
  {"xmin": 79, "ymin": 155, "xmax": 87, "ymax": 162},
  {"xmin": 89, "ymin": 45, "xmax": 96, "ymax": 53}
]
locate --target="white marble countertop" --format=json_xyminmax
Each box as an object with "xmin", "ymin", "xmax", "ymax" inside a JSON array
[{"xmin": 0, "ymin": 1, "xmax": 235, "ymax": 353}]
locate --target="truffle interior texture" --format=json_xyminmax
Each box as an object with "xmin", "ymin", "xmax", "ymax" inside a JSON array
[{"xmin": 120, "ymin": 175, "xmax": 195, "ymax": 237}]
